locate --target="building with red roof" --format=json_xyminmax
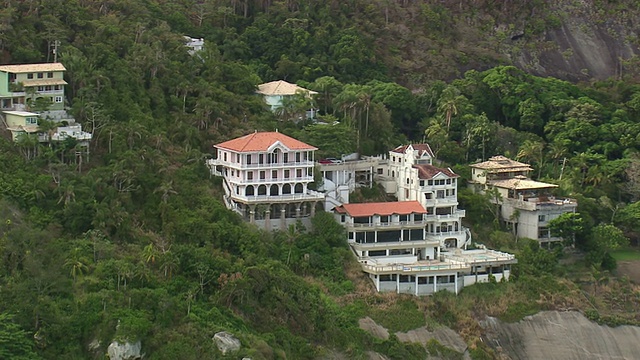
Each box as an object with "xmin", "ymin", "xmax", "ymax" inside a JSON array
[{"xmin": 207, "ymin": 131, "xmax": 324, "ymax": 230}]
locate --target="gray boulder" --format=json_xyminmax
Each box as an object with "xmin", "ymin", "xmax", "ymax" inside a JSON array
[
  {"xmin": 107, "ymin": 340, "xmax": 142, "ymax": 360},
  {"xmin": 213, "ymin": 331, "xmax": 241, "ymax": 355}
]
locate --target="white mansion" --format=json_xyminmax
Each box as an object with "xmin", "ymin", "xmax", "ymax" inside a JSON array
[{"xmin": 209, "ymin": 133, "xmax": 516, "ymax": 295}]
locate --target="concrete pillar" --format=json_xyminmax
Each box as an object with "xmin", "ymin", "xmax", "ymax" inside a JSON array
[
  {"xmin": 433, "ymin": 276, "xmax": 437, "ymax": 293},
  {"xmin": 280, "ymin": 208, "xmax": 286, "ymax": 230},
  {"xmin": 415, "ymin": 276, "xmax": 419, "ymax": 296},
  {"xmin": 265, "ymin": 210, "xmax": 271, "ymax": 231},
  {"xmin": 454, "ymin": 273, "xmax": 458, "ymax": 295},
  {"xmin": 376, "ymin": 275, "xmax": 380, "ymax": 291},
  {"xmin": 310, "ymin": 201, "xmax": 316, "ymax": 217},
  {"xmin": 396, "ymin": 274, "xmax": 400, "ymax": 294},
  {"xmin": 296, "ymin": 203, "xmax": 301, "ymax": 218},
  {"xmin": 249, "ymin": 205, "xmax": 256, "ymax": 224}
]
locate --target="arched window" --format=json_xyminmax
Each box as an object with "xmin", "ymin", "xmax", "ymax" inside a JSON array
[
  {"xmin": 270, "ymin": 184, "xmax": 279, "ymax": 196},
  {"xmin": 282, "ymin": 183, "xmax": 292, "ymax": 194},
  {"xmin": 246, "ymin": 186, "xmax": 254, "ymax": 196},
  {"xmin": 294, "ymin": 183, "xmax": 303, "ymax": 194},
  {"xmin": 258, "ymin": 185, "xmax": 267, "ymax": 195}
]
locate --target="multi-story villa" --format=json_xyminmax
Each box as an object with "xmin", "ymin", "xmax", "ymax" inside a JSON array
[
  {"xmin": 207, "ymin": 131, "xmax": 325, "ymax": 230},
  {"xmin": 376, "ymin": 144, "xmax": 469, "ymax": 249},
  {"xmin": 334, "ymin": 201, "xmax": 516, "ymax": 295},
  {"xmin": 0, "ymin": 63, "xmax": 67, "ymax": 111},
  {"xmin": 469, "ymin": 155, "xmax": 577, "ymax": 246}
]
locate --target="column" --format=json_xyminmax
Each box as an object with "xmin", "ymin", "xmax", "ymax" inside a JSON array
[
  {"xmin": 280, "ymin": 208, "xmax": 286, "ymax": 230},
  {"xmin": 310, "ymin": 202, "xmax": 316, "ymax": 217},
  {"xmin": 396, "ymin": 274, "xmax": 400, "ymax": 294},
  {"xmin": 265, "ymin": 208, "xmax": 271, "ymax": 231},
  {"xmin": 454, "ymin": 273, "xmax": 458, "ymax": 295},
  {"xmin": 249, "ymin": 205, "xmax": 256, "ymax": 224},
  {"xmin": 415, "ymin": 276, "xmax": 419, "ymax": 296},
  {"xmin": 295, "ymin": 203, "xmax": 301, "ymax": 218},
  {"xmin": 433, "ymin": 276, "xmax": 437, "ymax": 293}
]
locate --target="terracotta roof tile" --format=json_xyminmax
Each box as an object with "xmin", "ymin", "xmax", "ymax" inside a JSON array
[
  {"xmin": 215, "ymin": 131, "xmax": 317, "ymax": 152},
  {"xmin": 334, "ymin": 201, "xmax": 426, "ymax": 217},
  {"xmin": 391, "ymin": 144, "xmax": 434, "ymax": 157},
  {"xmin": 256, "ymin": 80, "xmax": 318, "ymax": 96},
  {"xmin": 0, "ymin": 63, "xmax": 66, "ymax": 73},
  {"xmin": 489, "ymin": 177, "xmax": 558, "ymax": 190},
  {"xmin": 413, "ymin": 164, "xmax": 458, "ymax": 179},
  {"xmin": 470, "ymin": 155, "xmax": 533, "ymax": 171}
]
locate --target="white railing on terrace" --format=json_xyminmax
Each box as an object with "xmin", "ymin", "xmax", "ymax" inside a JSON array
[
  {"xmin": 228, "ymin": 176, "xmax": 314, "ymax": 185},
  {"xmin": 350, "ymin": 220, "xmax": 428, "ymax": 228},
  {"xmin": 230, "ymin": 190, "xmax": 325, "ymax": 203},
  {"xmin": 350, "ymin": 238, "xmax": 440, "ymax": 248},
  {"xmin": 208, "ymin": 158, "xmax": 314, "ymax": 169},
  {"xmin": 361, "ymin": 261, "xmax": 469, "ymax": 274}
]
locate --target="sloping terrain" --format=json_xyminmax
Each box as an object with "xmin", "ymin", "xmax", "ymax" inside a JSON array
[{"xmin": 481, "ymin": 311, "xmax": 640, "ymax": 360}]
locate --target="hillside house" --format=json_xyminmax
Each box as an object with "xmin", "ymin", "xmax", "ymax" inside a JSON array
[
  {"xmin": 207, "ymin": 131, "xmax": 325, "ymax": 230},
  {"xmin": 469, "ymin": 155, "xmax": 578, "ymax": 246},
  {"xmin": 3, "ymin": 110, "xmax": 39, "ymax": 141},
  {"xmin": 256, "ymin": 80, "xmax": 318, "ymax": 119},
  {"xmin": 334, "ymin": 201, "xmax": 516, "ymax": 295},
  {"xmin": 0, "ymin": 63, "xmax": 67, "ymax": 111}
]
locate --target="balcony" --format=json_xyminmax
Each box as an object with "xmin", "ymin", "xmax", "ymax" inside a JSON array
[
  {"xmin": 360, "ymin": 260, "xmax": 470, "ymax": 275},
  {"xmin": 228, "ymin": 176, "xmax": 314, "ymax": 185},
  {"xmin": 229, "ymin": 190, "xmax": 325, "ymax": 204},
  {"xmin": 425, "ymin": 210, "xmax": 466, "ymax": 220},
  {"xmin": 505, "ymin": 196, "xmax": 577, "ymax": 211},
  {"xmin": 208, "ymin": 158, "xmax": 315, "ymax": 170},
  {"xmin": 350, "ymin": 238, "xmax": 440, "ymax": 250},
  {"xmin": 348, "ymin": 220, "xmax": 428, "ymax": 229}
]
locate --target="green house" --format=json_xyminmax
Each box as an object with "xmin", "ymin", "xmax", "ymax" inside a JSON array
[
  {"xmin": 2, "ymin": 110, "xmax": 40, "ymax": 141},
  {"xmin": 0, "ymin": 63, "xmax": 67, "ymax": 111}
]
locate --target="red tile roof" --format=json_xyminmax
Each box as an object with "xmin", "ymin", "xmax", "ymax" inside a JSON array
[
  {"xmin": 215, "ymin": 131, "xmax": 317, "ymax": 152},
  {"xmin": 391, "ymin": 144, "xmax": 434, "ymax": 157},
  {"xmin": 334, "ymin": 201, "xmax": 427, "ymax": 217},
  {"xmin": 413, "ymin": 164, "xmax": 458, "ymax": 179}
]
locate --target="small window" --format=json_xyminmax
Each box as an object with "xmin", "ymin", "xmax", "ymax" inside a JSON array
[
  {"xmin": 428, "ymin": 180, "xmax": 433, "ymax": 186},
  {"xmin": 27, "ymin": 73, "xmax": 34, "ymax": 79},
  {"xmin": 296, "ymin": 169, "xmax": 302, "ymax": 178},
  {"xmin": 377, "ymin": 168, "xmax": 383, "ymax": 174},
  {"xmin": 247, "ymin": 172, "xmax": 253, "ymax": 180},
  {"xmin": 538, "ymin": 215, "xmax": 546, "ymax": 222},
  {"xmin": 272, "ymin": 170, "xmax": 277, "ymax": 179},
  {"xmin": 223, "ymin": 153, "xmax": 227, "ymax": 161},
  {"xmin": 37, "ymin": 73, "xmax": 44, "ymax": 79},
  {"xmin": 284, "ymin": 170, "xmax": 290, "ymax": 178},
  {"xmin": 47, "ymin": 72, "xmax": 53, "ymax": 78},
  {"xmin": 259, "ymin": 171, "xmax": 266, "ymax": 180},
  {"xmin": 420, "ymin": 180, "xmax": 425, "ymax": 186},
  {"xmin": 246, "ymin": 154, "xmax": 251, "ymax": 164},
  {"xmin": 283, "ymin": 153, "xmax": 289, "ymax": 163},
  {"xmin": 446, "ymin": 179, "xmax": 452, "ymax": 184},
  {"xmin": 295, "ymin": 152, "xmax": 301, "ymax": 162}
]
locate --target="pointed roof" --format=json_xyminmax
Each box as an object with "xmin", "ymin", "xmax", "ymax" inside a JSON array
[
  {"xmin": 215, "ymin": 131, "xmax": 317, "ymax": 152},
  {"xmin": 256, "ymin": 80, "xmax": 317, "ymax": 96},
  {"xmin": 470, "ymin": 155, "xmax": 533, "ymax": 172},
  {"xmin": 413, "ymin": 164, "xmax": 458, "ymax": 179},
  {"xmin": 391, "ymin": 144, "xmax": 434, "ymax": 157},
  {"xmin": 334, "ymin": 201, "xmax": 427, "ymax": 217},
  {"xmin": 0, "ymin": 63, "xmax": 66, "ymax": 73}
]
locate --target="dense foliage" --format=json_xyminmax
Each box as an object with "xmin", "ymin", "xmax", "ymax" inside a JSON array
[{"xmin": 0, "ymin": 0, "xmax": 639, "ymax": 359}]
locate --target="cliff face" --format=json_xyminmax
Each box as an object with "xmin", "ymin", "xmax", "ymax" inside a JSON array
[
  {"xmin": 511, "ymin": 16, "xmax": 639, "ymax": 81},
  {"xmin": 481, "ymin": 311, "xmax": 640, "ymax": 360}
]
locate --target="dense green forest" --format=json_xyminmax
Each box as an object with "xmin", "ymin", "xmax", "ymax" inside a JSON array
[{"xmin": 1, "ymin": 0, "xmax": 640, "ymax": 359}]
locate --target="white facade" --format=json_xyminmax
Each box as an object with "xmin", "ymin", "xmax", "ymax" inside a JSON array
[
  {"xmin": 208, "ymin": 131, "xmax": 325, "ymax": 230},
  {"xmin": 334, "ymin": 201, "xmax": 516, "ymax": 296},
  {"xmin": 470, "ymin": 156, "xmax": 578, "ymax": 245}
]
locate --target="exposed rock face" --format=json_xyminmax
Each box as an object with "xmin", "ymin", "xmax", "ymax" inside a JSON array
[
  {"xmin": 358, "ymin": 317, "xmax": 390, "ymax": 340},
  {"xmin": 213, "ymin": 331, "xmax": 241, "ymax": 355},
  {"xmin": 106, "ymin": 340, "xmax": 142, "ymax": 360},
  {"xmin": 396, "ymin": 326, "xmax": 468, "ymax": 355},
  {"xmin": 480, "ymin": 311, "xmax": 640, "ymax": 360}
]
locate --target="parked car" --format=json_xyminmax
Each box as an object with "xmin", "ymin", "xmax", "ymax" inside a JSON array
[{"xmin": 319, "ymin": 158, "xmax": 342, "ymax": 164}]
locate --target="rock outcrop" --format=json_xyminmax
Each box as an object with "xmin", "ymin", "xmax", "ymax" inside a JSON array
[
  {"xmin": 106, "ymin": 340, "xmax": 142, "ymax": 360},
  {"xmin": 481, "ymin": 311, "xmax": 640, "ymax": 360},
  {"xmin": 213, "ymin": 331, "xmax": 241, "ymax": 355}
]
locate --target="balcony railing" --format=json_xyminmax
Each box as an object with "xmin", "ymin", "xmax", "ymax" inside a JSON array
[
  {"xmin": 208, "ymin": 158, "xmax": 315, "ymax": 170},
  {"xmin": 350, "ymin": 238, "xmax": 440, "ymax": 249},
  {"xmin": 361, "ymin": 261, "xmax": 470, "ymax": 274},
  {"xmin": 229, "ymin": 190, "xmax": 325, "ymax": 203}
]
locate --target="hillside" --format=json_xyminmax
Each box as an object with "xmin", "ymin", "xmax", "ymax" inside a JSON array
[{"xmin": 1, "ymin": 1, "xmax": 640, "ymax": 359}]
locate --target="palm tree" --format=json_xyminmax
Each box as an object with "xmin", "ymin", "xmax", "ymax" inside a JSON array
[
  {"xmin": 64, "ymin": 248, "xmax": 88, "ymax": 284},
  {"xmin": 437, "ymin": 85, "xmax": 464, "ymax": 131},
  {"xmin": 516, "ymin": 140, "xmax": 545, "ymax": 178}
]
